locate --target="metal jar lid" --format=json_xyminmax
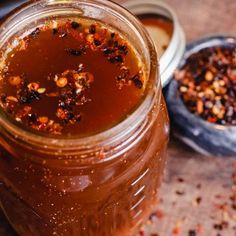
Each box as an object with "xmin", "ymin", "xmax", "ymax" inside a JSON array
[{"xmin": 122, "ymin": 0, "xmax": 186, "ymax": 87}]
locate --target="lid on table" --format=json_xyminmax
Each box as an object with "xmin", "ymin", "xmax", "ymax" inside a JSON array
[{"xmin": 122, "ymin": 0, "xmax": 186, "ymax": 87}]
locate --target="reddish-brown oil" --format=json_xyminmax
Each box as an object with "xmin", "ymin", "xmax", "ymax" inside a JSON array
[
  {"xmin": 0, "ymin": 18, "xmax": 169, "ymax": 236},
  {"xmin": 138, "ymin": 14, "xmax": 173, "ymax": 38},
  {"xmin": 0, "ymin": 19, "xmax": 144, "ymax": 136}
]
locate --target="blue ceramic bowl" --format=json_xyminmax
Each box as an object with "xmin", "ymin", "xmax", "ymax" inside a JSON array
[
  {"xmin": 165, "ymin": 35, "xmax": 236, "ymax": 156},
  {"xmin": 0, "ymin": 0, "xmax": 27, "ymax": 20}
]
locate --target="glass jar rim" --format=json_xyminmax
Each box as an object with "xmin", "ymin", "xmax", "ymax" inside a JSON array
[{"xmin": 0, "ymin": 0, "xmax": 160, "ymax": 153}]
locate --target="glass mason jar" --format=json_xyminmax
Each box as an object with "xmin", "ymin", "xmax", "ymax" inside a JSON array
[{"xmin": 0, "ymin": 0, "xmax": 169, "ymax": 236}]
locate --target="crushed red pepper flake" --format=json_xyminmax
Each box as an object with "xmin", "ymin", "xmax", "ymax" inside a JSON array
[
  {"xmin": 175, "ymin": 46, "xmax": 236, "ymax": 125},
  {"xmin": 188, "ymin": 230, "xmax": 197, "ymax": 236},
  {"xmin": 172, "ymin": 221, "xmax": 182, "ymax": 235}
]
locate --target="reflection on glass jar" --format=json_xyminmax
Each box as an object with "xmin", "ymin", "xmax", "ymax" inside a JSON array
[{"xmin": 0, "ymin": 0, "xmax": 169, "ymax": 235}]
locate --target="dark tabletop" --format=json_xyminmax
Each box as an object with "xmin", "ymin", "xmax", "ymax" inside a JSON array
[{"xmin": 146, "ymin": 0, "xmax": 236, "ymax": 235}]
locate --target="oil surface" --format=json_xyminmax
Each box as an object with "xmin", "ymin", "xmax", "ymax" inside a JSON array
[{"xmin": 0, "ymin": 19, "xmax": 145, "ymax": 136}]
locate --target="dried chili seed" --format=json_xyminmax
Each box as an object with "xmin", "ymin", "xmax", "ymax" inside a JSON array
[
  {"xmin": 6, "ymin": 96, "xmax": 18, "ymax": 102},
  {"xmin": 15, "ymin": 117, "xmax": 22, "ymax": 122},
  {"xmin": 71, "ymin": 21, "xmax": 81, "ymax": 29},
  {"xmin": 37, "ymin": 88, "xmax": 46, "ymax": 94},
  {"xmin": 176, "ymin": 46, "xmax": 236, "ymax": 125},
  {"xmin": 180, "ymin": 86, "xmax": 187, "ymax": 93},
  {"xmin": 56, "ymin": 77, "xmax": 68, "ymax": 88},
  {"xmin": 205, "ymin": 70, "xmax": 214, "ymax": 81},
  {"xmin": 8, "ymin": 76, "xmax": 21, "ymax": 86}
]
